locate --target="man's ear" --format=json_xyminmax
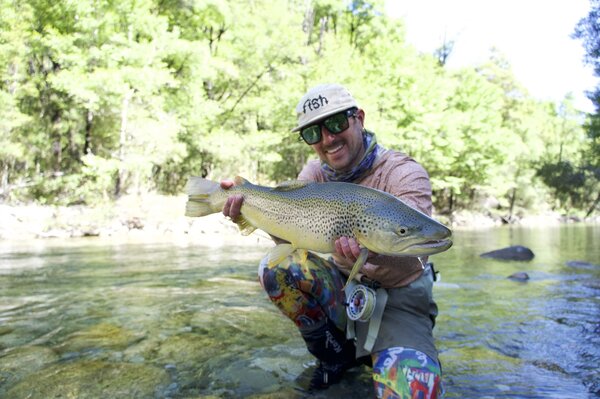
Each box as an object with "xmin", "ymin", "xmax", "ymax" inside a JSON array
[{"xmin": 356, "ymin": 108, "xmax": 365, "ymax": 128}]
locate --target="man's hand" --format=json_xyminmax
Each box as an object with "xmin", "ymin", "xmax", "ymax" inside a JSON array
[
  {"xmin": 221, "ymin": 180, "xmax": 244, "ymax": 220},
  {"xmin": 334, "ymin": 237, "xmax": 376, "ymax": 262}
]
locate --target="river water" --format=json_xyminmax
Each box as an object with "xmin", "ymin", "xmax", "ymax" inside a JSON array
[{"xmin": 0, "ymin": 225, "xmax": 598, "ymax": 398}]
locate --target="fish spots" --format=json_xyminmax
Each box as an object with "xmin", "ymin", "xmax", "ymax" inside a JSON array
[{"xmin": 233, "ymin": 179, "xmax": 434, "ymax": 251}]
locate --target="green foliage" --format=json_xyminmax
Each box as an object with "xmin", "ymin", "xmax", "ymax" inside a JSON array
[
  {"xmin": 573, "ymin": 0, "xmax": 600, "ymax": 113},
  {"xmin": 572, "ymin": 0, "xmax": 600, "ymax": 216},
  {"xmin": 536, "ymin": 160, "xmax": 597, "ymax": 213},
  {"xmin": 0, "ymin": 0, "xmax": 595, "ymax": 217}
]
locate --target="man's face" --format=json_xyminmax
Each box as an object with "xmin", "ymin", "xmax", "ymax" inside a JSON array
[{"xmin": 311, "ymin": 109, "xmax": 366, "ymax": 172}]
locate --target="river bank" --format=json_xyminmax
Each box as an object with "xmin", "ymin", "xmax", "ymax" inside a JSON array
[{"xmin": 1, "ymin": 194, "xmax": 597, "ymax": 245}]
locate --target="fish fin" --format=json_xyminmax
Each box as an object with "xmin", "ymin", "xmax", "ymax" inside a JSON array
[
  {"xmin": 267, "ymin": 244, "xmax": 295, "ymax": 267},
  {"xmin": 272, "ymin": 180, "xmax": 310, "ymax": 191},
  {"xmin": 234, "ymin": 215, "xmax": 257, "ymax": 236},
  {"xmin": 187, "ymin": 176, "xmax": 220, "ymax": 196},
  {"xmin": 185, "ymin": 200, "xmax": 214, "ymax": 217},
  {"xmin": 185, "ymin": 177, "xmax": 220, "ymax": 217},
  {"xmin": 297, "ymin": 249, "xmax": 308, "ymax": 264},
  {"xmin": 234, "ymin": 176, "xmax": 249, "ymax": 186},
  {"xmin": 343, "ymin": 247, "xmax": 369, "ymax": 290}
]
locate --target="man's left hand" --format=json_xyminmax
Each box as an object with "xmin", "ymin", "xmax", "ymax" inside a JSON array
[{"xmin": 334, "ymin": 237, "xmax": 376, "ymax": 262}]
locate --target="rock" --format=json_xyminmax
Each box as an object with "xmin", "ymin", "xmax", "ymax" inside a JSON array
[
  {"xmin": 55, "ymin": 323, "xmax": 145, "ymax": 354},
  {"xmin": 0, "ymin": 326, "xmax": 13, "ymax": 336},
  {"xmin": 0, "ymin": 346, "xmax": 59, "ymax": 389},
  {"xmin": 566, "ymin": 260, "xmax": 599, "ymax": 269},
  {"xmin": 4, "ymin": 360, "xmax": 170, "ymax": 399},
  {"xmin": 480, "ymin": 245, "xmax": 534, "ymax": 261},
  {"xmin": 507, "ymin": 272, "xmax": 530, "ymax": 281},
  {"xmin": 125, "ymin": 217, "xmax": 144, "ymax": 230}
]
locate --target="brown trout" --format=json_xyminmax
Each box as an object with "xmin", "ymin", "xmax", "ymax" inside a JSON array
[{"xmin": 185, "ymin": 176, "xmax": 452, "ymax": 287}]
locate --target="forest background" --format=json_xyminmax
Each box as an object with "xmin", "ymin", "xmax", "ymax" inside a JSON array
[{"xmin": 1, "ymin": 0, "xmax": 599, "ymax": 232}]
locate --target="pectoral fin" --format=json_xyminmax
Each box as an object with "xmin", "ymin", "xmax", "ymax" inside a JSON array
[
  {"xmin": 267, "ymin": 243, "xmax": 295, "ymax": 267},
  {"xmin": 296, "ymin": 249, "xmax": 308, "ymax": 264},
  {"xmin": 233, "ymin": 215, "xmax": 257, "ymax": 236},
  {"xmin": 343, "ymin": 247, "xmax": 369, "ymax": 290}
]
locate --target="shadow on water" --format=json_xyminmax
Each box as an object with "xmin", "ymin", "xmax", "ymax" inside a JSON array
[{"xmin": 0, "ymin": 225, "xmax": 598, "ymax": 398}]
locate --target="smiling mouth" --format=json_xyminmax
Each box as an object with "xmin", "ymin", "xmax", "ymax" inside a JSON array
[{"xmin": 325, "ymin": 143, "xmax": 344, "ymax": 154}]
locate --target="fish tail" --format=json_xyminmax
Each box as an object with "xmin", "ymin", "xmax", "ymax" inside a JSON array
[{"xmin": 185, "ymin": 177, "xmax": 221, "ymax": 217}]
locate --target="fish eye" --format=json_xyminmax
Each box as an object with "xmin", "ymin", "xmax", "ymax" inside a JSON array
[{"xmin": 398, "ymin": 226, "xmax": 408, "ymax": 235}]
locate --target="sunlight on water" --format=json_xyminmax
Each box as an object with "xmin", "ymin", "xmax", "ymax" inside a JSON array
[{"xmin": 0, "ymin": 225, "xmax": 598, "ymax": 398}]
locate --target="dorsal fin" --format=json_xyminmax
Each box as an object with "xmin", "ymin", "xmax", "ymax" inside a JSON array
[
  {"xmin": 272, "ymin": 180, "xmax": 310, "ymax": 191},
  {"xmin": 234, "ymin": 176, "xmax": 249, "ymax": 186}
]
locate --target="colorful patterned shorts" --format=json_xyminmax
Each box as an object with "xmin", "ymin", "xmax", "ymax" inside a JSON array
[
  {"xmin": 372, "ymin": 347, "xmax": 443, "ymax": 399},
  {"xmin": 258, "ymin": 252, "xmax": 444, "ymax": 398}
]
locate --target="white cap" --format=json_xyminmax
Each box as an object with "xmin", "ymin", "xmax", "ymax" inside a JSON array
[{"xmin": 292, "ymin": 83, "xmax": 358, "ymax": 132}]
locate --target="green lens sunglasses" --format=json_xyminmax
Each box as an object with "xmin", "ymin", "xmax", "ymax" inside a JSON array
[{"xmin": 300, "ymin": 108, "xmax": 358, "ymax": 145}]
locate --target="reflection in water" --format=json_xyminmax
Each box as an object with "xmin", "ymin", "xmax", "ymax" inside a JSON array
[{"xmin": 0, "ymin": 225, "xmax": 599, "ymax": 398}]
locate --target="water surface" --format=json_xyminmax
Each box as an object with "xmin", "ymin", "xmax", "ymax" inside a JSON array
[{"xmin": 0, "ymin": 225, "xmax": 598, "ymax": 398}]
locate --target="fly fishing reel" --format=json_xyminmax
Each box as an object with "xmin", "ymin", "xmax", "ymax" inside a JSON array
[{"xmin": 346, "ymin": 284, "xmax": 377, "ymax": 322}]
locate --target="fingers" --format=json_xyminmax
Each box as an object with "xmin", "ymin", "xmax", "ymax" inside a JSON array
[
  {"xmin": 220, "ymin": 179, "xmax": 243, "ymax": 219},
  {"xmin": 335, "ymin": 237, "xmax": 363, "ymax": 261},
  {"xmin": 220, "ymin": 179, "xmax": 235, "ymax": 190},
  {"xmin": 223, "ymin": 194, "xmax": 243, "ymax": 219}
]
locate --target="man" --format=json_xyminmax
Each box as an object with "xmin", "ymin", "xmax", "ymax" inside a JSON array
[{"xmin": 222, "ymin": 83, "xmax": 443, "ymax": 398}]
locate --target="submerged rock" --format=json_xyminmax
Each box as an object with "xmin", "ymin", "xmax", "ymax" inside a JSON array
[
  {"xmin": 55, "ymin": 323, "xmax": 145, "ymax": 354},
  {"xmin": 566, "ymin": 260, "xmax": 599, "ymax": 269},
  {"xmin": 5, "ymin": 360, "xmax": 170, "ymax": 399},
  {"xmin": 507, "ymin": 272, "xmax": 530, "ymax": 282},
  {"xmin": 0, "ymin": 346, "xmax": 59, "ymax": 389},
  {"xmin": 480, "ymin": 246, "xmax": 535, "ymax": 261},
  {"xmin": 0, "ymin": 326, "xmax": 13, "ymax": 336}
]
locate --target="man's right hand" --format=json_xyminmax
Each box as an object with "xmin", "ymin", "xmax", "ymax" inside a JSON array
[{"xmin": 221, "ymin": 180, "xmax": 244, "ymax": 220}]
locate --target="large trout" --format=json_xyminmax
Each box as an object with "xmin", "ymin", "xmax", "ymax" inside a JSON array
[{"xmin": 185, "ymin": 176, "xmax": 452, "ymax": 287}]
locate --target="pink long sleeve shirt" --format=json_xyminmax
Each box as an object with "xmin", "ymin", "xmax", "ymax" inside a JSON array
[{"xmin": 297, "ymin": 148, "xmax": 432, "ymax": 288}]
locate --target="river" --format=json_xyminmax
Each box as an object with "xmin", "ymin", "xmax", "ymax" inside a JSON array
[{"xmin": 0, "ymin": 224, "xmax": 598, "ymax": 398}]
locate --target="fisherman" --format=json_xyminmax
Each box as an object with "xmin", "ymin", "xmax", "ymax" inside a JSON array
[{"xmin": 221, "ymin": 83, "xmax": 443, "ymax": 397}]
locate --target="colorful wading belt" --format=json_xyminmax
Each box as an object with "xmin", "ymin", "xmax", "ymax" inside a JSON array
[{"xmin": 344, "ymin": 278, "xmax": 388, "ymax": 353}]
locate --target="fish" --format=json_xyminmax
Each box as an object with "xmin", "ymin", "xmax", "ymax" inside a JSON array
[{"xmin": 185, "ymin": 176, "xmax": 452, "ymax": 287}]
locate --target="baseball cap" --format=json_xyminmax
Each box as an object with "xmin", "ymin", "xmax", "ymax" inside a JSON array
[{"xmin": 292, "ymin": 83, "xmax": 358, "ymax": 132}]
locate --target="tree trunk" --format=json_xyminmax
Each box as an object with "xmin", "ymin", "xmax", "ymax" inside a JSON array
[
  {"xmin": 84, "ymin": 110, "xmax": 93, "ymax": 155},
  {"xmin": 316, "ymin": 17, "xmax": 327, "ymax": 55},
  {"xmin": 0, "ymin": 162, "xmax": 8, "ymax": 198},
  {"xmin": 51, "ymin": 110, "xmax": 62, "ymax": 173},
  {"xmin": 585, "ymin": 191, "xmax": 600, "ymax": 218},
  {"xmin": 508, "ymin": 187, "xmax": 517, "ymax": 219},
  {"xmin": 115, "ymin": 88, "xmax": 132, "ymax": 197},
  {"xmin": 303, "ymin": 2, "xmax": 315, "ymax": 45}
]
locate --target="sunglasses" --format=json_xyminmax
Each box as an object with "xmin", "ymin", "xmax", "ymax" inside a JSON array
[{"xmin": 300, "ymin": 108, "xmax": 358, "ymax": 145}]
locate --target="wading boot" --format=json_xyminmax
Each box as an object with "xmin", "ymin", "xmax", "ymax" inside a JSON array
[{"xmin": 299, "ymin": 318, "xmax": 359, "ymax": 390}]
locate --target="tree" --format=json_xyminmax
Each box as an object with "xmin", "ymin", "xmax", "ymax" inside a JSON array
[
  {"xmin": 573, "ymin": 0, "xmax": 600, "ymax": 113},
  {"xmin": 0, "ymin": 0, "xmax": 31, "ymax": 197},
  {"xmin": 572, "ymin": 0, "xmax": 600, "ymax": 215},
  {"xmin": 0, "ymin": 0, "xmax": 595, "ymax": 218}
]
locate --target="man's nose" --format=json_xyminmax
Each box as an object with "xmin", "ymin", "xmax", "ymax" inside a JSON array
[{"xmin": 321, "ymin": 126, "xmax": 336, "ymax": 143}]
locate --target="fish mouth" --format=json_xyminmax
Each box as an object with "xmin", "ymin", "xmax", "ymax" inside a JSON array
[{"xmin": 406, "ymin": 239, "xmax": 453, "ymax": 255}]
